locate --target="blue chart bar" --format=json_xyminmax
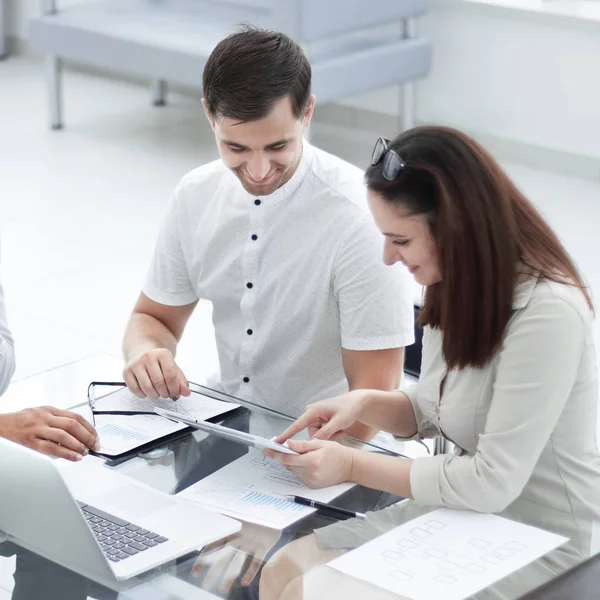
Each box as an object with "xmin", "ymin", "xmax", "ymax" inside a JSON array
[
  {"xmin": 98, "ymin": 423, "xmax": 148, "ymax": 442},
  {"xmin": 240, "ymin": 492, "xmax": 304, "ymax": 511}
]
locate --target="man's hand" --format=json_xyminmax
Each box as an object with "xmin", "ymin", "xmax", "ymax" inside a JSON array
[
  {"xmin": 123, "ymin": 348, "xmax": 191, "ymax": 400},
  {"xmin": 0, "ymin": 406, "xmax": 100, "ymax": 461},
  {"xmin": 191, "ymin": 522, "xmax": 282, "ymax": 593}
]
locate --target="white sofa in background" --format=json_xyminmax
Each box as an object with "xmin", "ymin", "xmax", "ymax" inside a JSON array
[{"xmin": 29, "ymin": 0, "xmax": 432, "ymax": 131}]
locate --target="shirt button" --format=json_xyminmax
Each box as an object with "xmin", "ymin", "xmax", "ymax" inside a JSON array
[
  {"xmin": 254, "ymin": 199, "xmax": 261, "ymax": 206},
  {"xmin": 246, "ymin": 282, "xmax": 253, "ymax": 289},
  {"xmin": 247, "ymin": 329, "xmax": 253, "ymax": 335},
  {"xmin": 243, "ymin": 377, "xmax": 250, "ymax": 383},
  {"xmin": 251, "ymin": 234, "xmax": 258, "ymax": 241}
]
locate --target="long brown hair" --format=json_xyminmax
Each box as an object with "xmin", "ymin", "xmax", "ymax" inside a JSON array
[{"xmin": 366, "ymin": 126, "xmax": 593, "ymax": 370}]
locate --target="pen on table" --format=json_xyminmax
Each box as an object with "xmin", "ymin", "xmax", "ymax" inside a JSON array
[{"xmin": 284, "ymin": 495, "xmax": 366, "ymax": 520}]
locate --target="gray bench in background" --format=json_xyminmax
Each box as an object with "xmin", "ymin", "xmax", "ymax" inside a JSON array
[{"xmin": 30, "ymin": 0, "xmax": 432, "ymax": 131}]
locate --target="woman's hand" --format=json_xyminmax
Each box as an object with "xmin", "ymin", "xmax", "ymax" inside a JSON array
[
  {"xmin": 274, "ymin": 390, "xmax": 371, "ymax": 444},
  {"xmin": 264, "ymin": 439, "xmax": 355, "ymax": 489}
]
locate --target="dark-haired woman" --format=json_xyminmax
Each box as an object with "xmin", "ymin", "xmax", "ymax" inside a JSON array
[{"xmin": 259, "ymin": 126, "xmax": 600, "ymax": 600}]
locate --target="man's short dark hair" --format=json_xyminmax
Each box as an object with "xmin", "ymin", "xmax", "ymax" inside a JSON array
[{"xmin": 203, "ymin": 25, "xmax": 312, "ymax": 122}]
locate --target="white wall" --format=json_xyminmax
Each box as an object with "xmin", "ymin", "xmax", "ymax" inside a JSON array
[
  {"xmin": 7, "ymin": 0, "xmax": 600, "ymax": 171},
  {"xmin": 338, "ymin": 1, "xmax": 600, "ymax": 165}
]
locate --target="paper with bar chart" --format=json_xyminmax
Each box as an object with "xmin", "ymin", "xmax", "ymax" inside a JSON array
[
  {"xmin": 92, "ymin": 413, "xmax": 187, "ymax": 455},
  {"xmin": 71, "ymin": 387, "xmax": 239, "ymax": 456},
  {"xmin": 178, "ymin": 448, "xmax": 354, "ymax": 529}
]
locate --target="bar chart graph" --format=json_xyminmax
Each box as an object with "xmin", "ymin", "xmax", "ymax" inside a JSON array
[
  {"xmin": 239, "ymin": 491, "xmax": 305, "ymax": 512},
  {"xmin": 97, "ymin": 422, "xmax": 150, "ymax": 443},
  {"xmin": 179, "ymin": 448, "xmax": 353, "ymax": 528}
]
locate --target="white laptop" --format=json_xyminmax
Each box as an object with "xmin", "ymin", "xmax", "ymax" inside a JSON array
[{"xmin": 0, "ymin": 437, "xmax": 241, "ymax": 587}]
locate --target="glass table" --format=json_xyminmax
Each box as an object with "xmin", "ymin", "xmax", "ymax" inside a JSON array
[{"xmin": 0, "ymin": 354, "xmax": 598, "ymax": 600}]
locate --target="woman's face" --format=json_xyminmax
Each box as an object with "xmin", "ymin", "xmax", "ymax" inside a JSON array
[{"xmin": 368, "ymin": 190, "xmax": 442, "ymax": 286}]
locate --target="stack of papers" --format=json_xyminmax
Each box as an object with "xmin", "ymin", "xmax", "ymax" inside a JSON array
[{"xmin": 178, "ymin": 448, "xmax": 354, "ymax": 529}]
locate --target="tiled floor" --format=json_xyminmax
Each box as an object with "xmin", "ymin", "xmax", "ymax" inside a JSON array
[{"xmin": 1, "ymin": 54, "xmax": 599, "ymax": 594}]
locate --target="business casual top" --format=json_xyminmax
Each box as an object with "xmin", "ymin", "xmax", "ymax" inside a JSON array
[
  {"xmin": 144, "ymin": 141, "xmax": 414, "ymax": 416},
  {"xmin": 408, "ymin": 274, "xmax": 600, "ymax": 520},
  {"xmin": 0, "ymin": 264, "xmax": 15, "ymax": 396},
  {"xmin": 315, "ymin": 274, "xmax": 600, "ymax": 598}
]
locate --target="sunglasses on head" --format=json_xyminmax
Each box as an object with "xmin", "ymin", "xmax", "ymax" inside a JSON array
[{"xmin": 371, "ymin": 137, "xmax": 406, "ymax": 181}]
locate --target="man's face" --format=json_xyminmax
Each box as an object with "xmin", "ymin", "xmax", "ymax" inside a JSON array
[{"xmin": 204, "ymin": 96, "xmax": 314, "ymax": 196}]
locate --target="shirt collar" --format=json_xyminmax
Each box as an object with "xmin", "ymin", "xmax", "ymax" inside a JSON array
[
  {"xmin": 239, "ymin": 139, "xmax": 313, "ymax": 206},
  {"xmin": 512, "ymin": 269, "xmax": 538, "ymax": 309}
]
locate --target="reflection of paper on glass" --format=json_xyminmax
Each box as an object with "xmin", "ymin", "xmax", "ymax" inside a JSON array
[
  {"xmin": 328, "ymin": 509, "xmax": 568, "ymax": 600},
  {"xmin": 177, "ymin": 448, "xmax": 354, "ymax": 529},
  {"xmin": 95, "ymin": 388, "xmax": 239, "ymax": 421}
]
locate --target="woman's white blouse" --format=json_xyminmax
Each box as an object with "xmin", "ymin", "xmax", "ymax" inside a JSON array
[{"xmin": 406, "ymin": 276, "xmax": 600, "ymax": 521}]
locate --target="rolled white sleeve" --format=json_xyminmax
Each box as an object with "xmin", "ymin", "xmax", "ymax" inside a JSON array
[
  {"xmin": 0, "ymin": 279, "xmax": 15, "ymax": 397},
  {"xmin": 143, "ymin": 189, "xmax": 198, "ymax": 307},
  {"xmin": 410, "ymin": 295, "xmax": 586, "ymax": 513},
  {"xmin": 403, "ymin": 383, "xmax": 439, "ymax": 440},
  {"xmin": 334, "ymin": 219, "xmax": 414, "ymax": 351},
  {"xmin": 401, "ymin": 327, "xmax": 440, "ymax": 439}
]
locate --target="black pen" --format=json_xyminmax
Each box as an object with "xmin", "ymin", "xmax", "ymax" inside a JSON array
[{"xmin": 285, "ymin": 495, "xmax": 366, "ymax": 520}]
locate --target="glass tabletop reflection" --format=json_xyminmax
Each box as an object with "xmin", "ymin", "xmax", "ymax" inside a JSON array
[{"xmin": 0, "ymin": 373, "xmax": 597, "ymax": 600}]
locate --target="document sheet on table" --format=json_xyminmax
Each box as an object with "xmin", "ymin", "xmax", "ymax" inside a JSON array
[
  {"xmin": 178, "ymin": 448, "xmax": 354, "ymax": 529},
  {"xmin": 328, "ymin": 508, "xmax": 567, "ymax": 600}
]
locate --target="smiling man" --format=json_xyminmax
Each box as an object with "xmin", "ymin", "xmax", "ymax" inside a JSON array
[{"xmin": 122, "ymin": 26, "xmax": 414, "ymax": 430}]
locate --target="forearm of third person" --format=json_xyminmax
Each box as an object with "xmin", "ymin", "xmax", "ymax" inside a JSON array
[
  {"xmin": 123, "ymin": 312, "xmax": 179, "ymax": 359},
  {"xmin": 343, "ymin": 347, "xmax": 405, "ymax": 442}
]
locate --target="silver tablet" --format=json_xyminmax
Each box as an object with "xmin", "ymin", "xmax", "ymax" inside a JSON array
[{"xmin": 154, "ymin": 408, "xmax": 299, "ymax": 455}]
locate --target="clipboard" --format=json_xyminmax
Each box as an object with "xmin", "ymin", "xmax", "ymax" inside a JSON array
[{"xmin": 70, "ymin": 383, "xmax": 245, "ymax": 463}]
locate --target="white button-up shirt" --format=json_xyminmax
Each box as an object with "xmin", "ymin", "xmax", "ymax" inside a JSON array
[{"xmin": 144, "ymin": 142, "xmax": 414, "ymax": 415}]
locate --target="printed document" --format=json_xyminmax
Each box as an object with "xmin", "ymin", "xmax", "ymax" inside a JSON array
[
  {"xmin": 178, "ymin": 448, "xmax": 354, "ymax": 529},
  {"xmin": 73, "ymin": 388, "xmax": 239, "ymax": 456},
  {"xmin": 95, "ymin": 387, "xmax": 240, "ymax": 422},
  {"xmin": 328, "ymin": 508, "xmax": 567, "ymax": 600},
  {"xmin": 90, "ymin": 414, "xmax": 186, "ymax": 456}
]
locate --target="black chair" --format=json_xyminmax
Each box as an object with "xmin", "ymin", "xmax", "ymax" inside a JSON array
[{"xmin": 404, "ymin": 304, "xmax": 423, "ymax": 379}]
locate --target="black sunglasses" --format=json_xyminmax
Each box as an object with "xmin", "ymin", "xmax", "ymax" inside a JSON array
[{"xmin": 371, "ymin": 137, "xmax": 406, "ymax": 181}]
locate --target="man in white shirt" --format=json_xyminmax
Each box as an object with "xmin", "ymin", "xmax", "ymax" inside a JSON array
[
  {"xmin": 0, "ymin": 269, "xmax": 100, "ymax": 461},
  {"xmin": 122, "ymin": 27, "xmax": 414, "ymax": 436}
]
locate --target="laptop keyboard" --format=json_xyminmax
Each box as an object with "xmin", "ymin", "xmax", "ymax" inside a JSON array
[{"xmin": 77, "ymin": 501, "xmax": 169, "ymax": 563}]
